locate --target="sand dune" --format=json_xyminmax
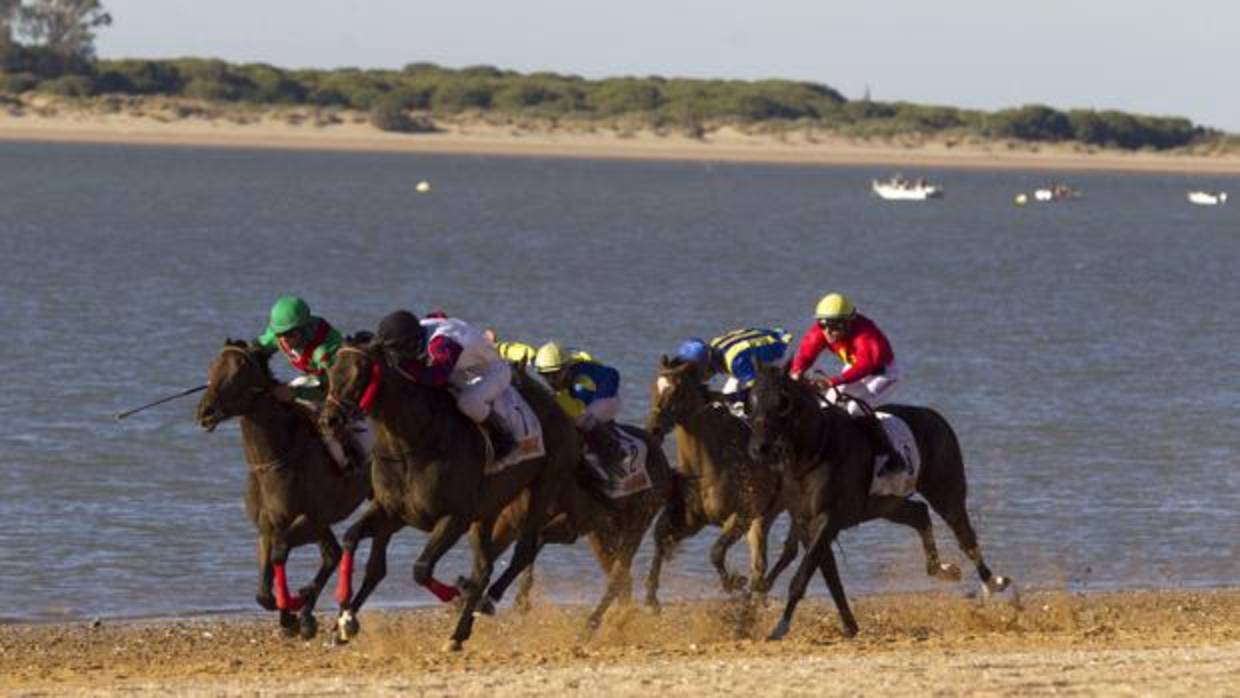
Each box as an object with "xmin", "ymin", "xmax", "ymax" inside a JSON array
[{"xmin": 2, "ymin": 96, "xmax": 1239, "ymax": 173}]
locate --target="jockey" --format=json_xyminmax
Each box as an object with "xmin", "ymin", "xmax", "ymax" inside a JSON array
[
  {"xmin": 484, "ymin": 328, "xmax": 538, "ymax": 369},
  {"xmin": 676, "ymin": 327, "xmax": 792, "ymax": 409},
  {"xmin": 256, "ymin": 295, "xmax": 343, "ymax": 402},
  {"xmin": 789, "ymin": 292, "xmax": 908, "ymax": 478},
  {"xmin": 375, "ymin": 310, "xmax": 518, "ymax": 460},
  {"xmin": 534, "ymin": 341, "xmax": 625, "ymax": 476},
  {"xmin": 255, "ymin": 294, "xmax": 362, "ymax": 470}
]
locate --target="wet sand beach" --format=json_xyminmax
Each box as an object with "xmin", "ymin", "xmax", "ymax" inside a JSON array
[{"xmin": 5, "ymin": 589, "xmax": 1240, "ymax": 696}]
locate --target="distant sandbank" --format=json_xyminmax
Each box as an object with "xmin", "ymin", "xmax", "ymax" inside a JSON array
[{"xmin": 2, "ymin": 95, "xmax": 1240, "ymax": 174}]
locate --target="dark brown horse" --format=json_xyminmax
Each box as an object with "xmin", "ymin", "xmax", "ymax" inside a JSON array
[
  {"xmin": 319, "ymin": 337, "xmax": 579, "ymax": 651},
  {"xmin": 747, "ymin": 363, "xmax": 1011, "ymax": 641},
  {"xmin": 643, "ymin": 356, "xmax": 792, "ymax": 608},
  {"xmin": 195, "ymin": 341, "xmax": 371, "ymax": 639}
]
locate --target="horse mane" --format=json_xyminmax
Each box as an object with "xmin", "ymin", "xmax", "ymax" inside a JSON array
[
  {"xmin": 657, "ymin": 354, "xmax": 705, "ymax": 383},
  {"xmin": 222, "ymin": 337, "xmax": 276, "ymax": 384}
]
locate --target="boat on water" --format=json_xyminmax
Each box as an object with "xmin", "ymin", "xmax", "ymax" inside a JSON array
[
  {"xmin": 1032, "ymin": 184, "xmax": 1081, "ymax": 202},
  {"xmin": 872, "ymin": 175, "xmax": 943, "ymax": 201},
  {"xmin": 1187, "ymin": 191, "xmax": 1228, "ymax": 206}
]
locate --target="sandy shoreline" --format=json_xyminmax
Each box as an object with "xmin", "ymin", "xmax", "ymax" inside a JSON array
[
  {"xmin": 2, "ymin": 98, "xmax": 1239, "ymax": 174},
  {"xmin": 5, "ymin": 588, "xmax": 1240, "ymax": 696}
]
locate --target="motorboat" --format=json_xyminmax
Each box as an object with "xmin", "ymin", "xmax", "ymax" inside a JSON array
[
  {"xmin": 1187, "ymin": 191, "xmax": 1228, "ymax": 206},
  {"xmin": 1032, "ymin": 184, "xmax": 1081, "ymax": 202},
  {"xmin": 871, "ymin": 175, "xmax": 943, "ymax": 201}
]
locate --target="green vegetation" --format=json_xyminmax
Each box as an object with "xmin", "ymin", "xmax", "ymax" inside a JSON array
[{"xmin": 0, "ymin": 1, "xmax": 1229, "ymax": 151}]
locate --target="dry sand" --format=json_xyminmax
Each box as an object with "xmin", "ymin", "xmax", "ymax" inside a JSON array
[
  {"xmin": 2, "ymin": 95, "xmax": 1240, "ymax": 174},
  {"xmin": 5, "ymin": 589, "xmax": 1240, "ymax": 696}
]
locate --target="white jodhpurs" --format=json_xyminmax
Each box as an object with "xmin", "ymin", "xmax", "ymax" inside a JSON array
[
  {"xmin": 454, "ymin": 360, "xmax": 512, "ymax": 423},
  {"xmin": 576, "ymin": 396, "xmax": 621, "ymax": 430},
  {"xmin": 826, "ymin": 360, "xmax": 902, "ymax": 416}
]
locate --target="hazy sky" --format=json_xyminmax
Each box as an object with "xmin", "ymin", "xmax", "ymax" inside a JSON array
[{"xmin": 95, "ymin": 1, "xmax": 1239, "ymax": 131}]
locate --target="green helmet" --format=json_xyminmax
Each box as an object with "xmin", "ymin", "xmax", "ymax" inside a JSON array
[{"xmin": 267, "ymin": 295, "xmax": 312, "ymax": 335}]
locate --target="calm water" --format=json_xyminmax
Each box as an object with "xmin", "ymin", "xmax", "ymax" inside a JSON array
[{"xmin": 1, "ymin": 142, "xmax": 1238, "ymax": 621}]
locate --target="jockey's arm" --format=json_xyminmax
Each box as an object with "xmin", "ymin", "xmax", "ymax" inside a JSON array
[{"xmin": 789, "ymin": 323, "xmax": 828, "ymax": 379}]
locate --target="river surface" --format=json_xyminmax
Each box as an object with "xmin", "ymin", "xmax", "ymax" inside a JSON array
[{"xmin": 1, "ymin": 141, "xmax": 1238, "ymax": 621}]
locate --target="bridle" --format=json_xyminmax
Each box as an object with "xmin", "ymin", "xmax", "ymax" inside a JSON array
[
  {"xmin": 205, "ymin": 345, "xmax": 271, "ymax": 419},
  {"xmin": 324, "ymin": 345, "xmax": 373, "ymax": 422}
]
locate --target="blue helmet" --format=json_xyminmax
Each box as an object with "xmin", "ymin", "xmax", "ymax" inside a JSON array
[{"xmin": 676, "ymin": 338, "xmax": 710, "ymax": 365}]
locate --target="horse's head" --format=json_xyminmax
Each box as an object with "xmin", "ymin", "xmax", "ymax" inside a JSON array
[
  {"xmin": 319, "ymin": 332, "xmax": 377, "ymax": 440},
  {"xmin": 746, "ymin": 361, "xmax": 807, "ymax": 464},
  {"xmin": 196, "ymin": 339, "xmax": 273, "ymax": 432},
  {"xmin": 646, "ymin": 355, "xmax": 708, "ymax": 440}
]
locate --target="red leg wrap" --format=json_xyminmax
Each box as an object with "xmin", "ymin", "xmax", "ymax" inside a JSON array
[
  {"xmin": 273, "ymin": 565, "xmax": 305, "ymax": 612},
  {"xmin": 336, "ymin": 551, "xmax": 354, "ymax": 605},
  {"xmin": 427, "ymin": 578, "xmax": 460, "ymax": 603}
]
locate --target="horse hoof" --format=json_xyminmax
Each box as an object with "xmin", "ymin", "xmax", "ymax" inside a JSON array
[
  {"xmin": 442, "ymin": 639, "xmax": 463, "ymax": 653},
  {"xmin": 299, "ymin": 614, "xmax": 318, "ymax": 640},
  {"xmin": 278, "ymin": 610, "xmax": 299, "ymax": 637},
  {"xmin": 841, "ymin": 618, "xmax": 860, "ymax": 638},
  {"xmin": 981, "ymin": 575, "xmax": 1013, "ymax": 599},
  {"xmin": 934, "ymin": 563, "xmax": 963, "ymax": 582},
  {"xmin": 766, "ymin": 619, "xmax": 790, "ymax": 642},
  {"xmin": 256, "ymin": 594, "xmax": 278, "ymax": 612},
  {"xmin": 337, "ymin": 611, "xmax": 360, "ymax": 642},
  {"xmin": 645, "ymin": 598, "xmax": 662, "ymax": 616},
  {"xmin": 477, "ymin": 595, "xmax": 498, "ymax": 617},
  {"xmin": 722, "ymin": 574, "xmax": 748, "ymax": 593}
]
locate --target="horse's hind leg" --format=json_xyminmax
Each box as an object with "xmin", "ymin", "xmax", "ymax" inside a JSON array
[
  {"xmin": 485, "ymin": 512, "xmax": 575, "ymax": 610},
  {"xmin": 926, "ymin": 495, "xmax": 1011, "ymax": 597},
  {"xmin": 584, "ymin": 528, "xmax": 644, "ymax": 638},
  {"xmin": 881, "ymin": 499, "xmax": 961, "ymax": 582},
  {"xmin": 514, "ymin": 565, "xmax": 536, "ymax": 613},
  {"xmin": 710, "ymin": 514, "xmax": 748, "ymax": 593}
]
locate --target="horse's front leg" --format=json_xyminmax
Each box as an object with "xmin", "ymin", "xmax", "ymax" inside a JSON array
[
  {"xmin": 709, "ymin": 514, "xmax": 747, "ymax": 593},
  {"xmin": 269, "ymin": 516, "xmax": 313, "ymax": 638},
  {"xmin": 255, "ymin": 532, "xmax": 277, "ymax": 612},
  {"xmin": 645, "ymin": 507, "xmax": 699, "ymax": 613},
  {"xmin": 745, "ymin": 515, "xmax": 772, "ymax": 598},
  {"xmin": 446, "ymin": 516, "xmax": 494, "ymax": 652},
  {"xmin": 768, "ymin": 513, "xmax": 855, "ymax": 641},
  {"xmin": 335, "ymin": 503, "xmax": 403, "ymax": 643}
]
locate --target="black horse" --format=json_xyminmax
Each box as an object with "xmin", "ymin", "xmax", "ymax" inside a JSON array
[{"xmin": 747, "ymin": 363, "xmax": 1011, "ymax": 641}]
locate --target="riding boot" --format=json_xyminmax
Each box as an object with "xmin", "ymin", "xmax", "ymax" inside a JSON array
[
  {"xmin": 584, "ymin": 422, "xmax": 626, "ymax": 478},
  {"xmin": 861, "ymin": 414, "xmax": 908, "ymax": 478},
  {"xmin": 482, "ymin": 410, "xmax": 518, "ymax": 462}
]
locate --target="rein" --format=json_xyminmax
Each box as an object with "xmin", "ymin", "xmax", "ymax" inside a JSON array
[{"xmin": 331, "ymin": 345, "xmax": 440, "ymax": 464}]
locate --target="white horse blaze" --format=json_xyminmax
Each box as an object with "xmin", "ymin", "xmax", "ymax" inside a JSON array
[{"xmin": 655, "ymin": 376, "xmax": 671, "ymax": 397}]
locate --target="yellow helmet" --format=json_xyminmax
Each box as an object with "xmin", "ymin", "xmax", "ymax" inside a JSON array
[
  {"xmin": 815, "ymin": 292, "xmax": 856, "ymax": 320},
  {"xmin": 535, "ymin": 341, "xmax": 571, "ymax": 374}
]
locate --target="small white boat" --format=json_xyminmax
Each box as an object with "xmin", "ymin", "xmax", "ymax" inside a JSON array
[
  {"xmin": 1032, "ymin": 184, "xmax": 1081, "ymax": 202},
  {"xmin": 872, "ymin": 175, "xmax": 943, "ymax": 201},
  {"xmin": 1187, "ymin": 191, "xmax": 1228, "ymax": 206}
]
